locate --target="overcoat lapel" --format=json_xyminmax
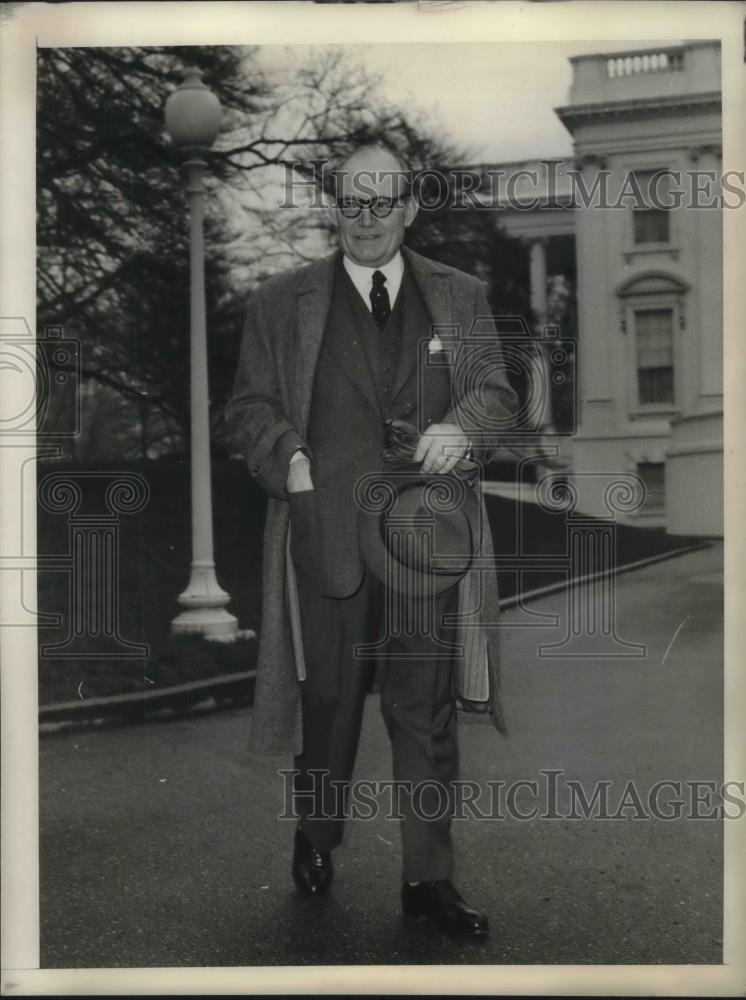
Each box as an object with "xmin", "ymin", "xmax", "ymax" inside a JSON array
[
  {"xmin": 402, "ymin": 246, "xmax": 455, "ymax": 327},
  {"xmin": 392, "ymin": 247, "xmax": 456, "ymax": 401},
  {"xmin": 291, "ymin": 254, "xmax": 336, "ymax": 432}
]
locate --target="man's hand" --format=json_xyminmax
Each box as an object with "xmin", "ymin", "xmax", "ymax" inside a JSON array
[
  {"xmin": 286, "ymin": 451, "xmax": 314, "ymax": 494},
  {"xmin": 414, "ymin": 423, "xmax": 470, "ymax": 475}
]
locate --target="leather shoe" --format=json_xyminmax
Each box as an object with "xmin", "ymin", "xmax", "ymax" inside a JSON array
[
  {"xmin": 401, "ymin": 880, "xmax": 489, "ymax": 937},
  {"xmin": 292, "ymin": 825, "xmax": 333, "ymax": 895}
]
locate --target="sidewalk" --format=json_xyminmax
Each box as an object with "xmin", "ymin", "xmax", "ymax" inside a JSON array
[{"xmin": 39, "ymin": 544, "xmax": 724, "ymax": 967}]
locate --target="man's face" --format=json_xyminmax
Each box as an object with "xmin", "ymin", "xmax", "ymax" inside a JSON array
[{"xmin": 334, "ymin": 149, "xmax": 418, "ymax": 268}]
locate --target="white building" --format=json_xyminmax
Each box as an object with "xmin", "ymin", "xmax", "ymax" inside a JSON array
[{"xmin": 480, "ymin": 42, "xmax": 723, "ymax": 536}]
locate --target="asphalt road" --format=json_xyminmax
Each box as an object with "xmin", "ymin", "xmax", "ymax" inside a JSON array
[{"xmin": 39, "ymin": 544, "xmax": 724, "ymax": 967}]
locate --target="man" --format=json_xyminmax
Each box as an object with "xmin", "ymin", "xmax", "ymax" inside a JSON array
[{"xmin": 226, "ymin": 144, "xmax": 518, "ymax": 938}]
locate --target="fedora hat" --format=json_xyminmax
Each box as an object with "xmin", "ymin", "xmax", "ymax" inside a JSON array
[{"xmin": 357, "ymin": 470, "xmax": 480, "ymax": 596}]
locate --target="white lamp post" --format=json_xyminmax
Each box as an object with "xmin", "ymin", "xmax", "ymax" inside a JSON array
[{"xmin": 165, "ymin": 66, "xmax": 238, "ymax": 641}]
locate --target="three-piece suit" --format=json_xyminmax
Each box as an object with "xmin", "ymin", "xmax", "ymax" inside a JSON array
[{"xmin": 225, "ymin": 244, "xmax": 518, "ymax": 881}]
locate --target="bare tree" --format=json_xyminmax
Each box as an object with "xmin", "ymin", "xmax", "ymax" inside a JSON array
[{"xmin": 37, "ymin": 45, "xmax": 533, "ymax": 458}]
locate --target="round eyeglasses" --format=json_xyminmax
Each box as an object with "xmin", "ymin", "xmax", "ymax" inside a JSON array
[{"xmin": 336, "ymin": 196, "xmax": 407, "ymax": 219}]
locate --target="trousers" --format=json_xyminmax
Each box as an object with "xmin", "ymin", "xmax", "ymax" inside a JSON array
[{"xmin": 292, "ymin": 563, "xmax": 461, "ymax": 882}]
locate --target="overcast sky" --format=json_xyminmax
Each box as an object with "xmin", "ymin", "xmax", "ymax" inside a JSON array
[{"xmin": 255, "ymin": 40, "xmax": 682, "ymax": 163}]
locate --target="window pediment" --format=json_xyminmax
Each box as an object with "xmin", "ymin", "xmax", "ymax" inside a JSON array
[{"xmin": 616, "ymin": 271, "xmax": 689, "ymax": 297}]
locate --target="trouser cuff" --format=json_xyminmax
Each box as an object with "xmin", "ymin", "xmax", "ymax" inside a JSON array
[{"xmin": 299, "ymin": 816, "xmax": 345, "ymax": 852}]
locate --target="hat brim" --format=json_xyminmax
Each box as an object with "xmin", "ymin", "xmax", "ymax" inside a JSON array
[{"xmin": 358, "ymin": 473, "xmax": 481, "ymax": 596}]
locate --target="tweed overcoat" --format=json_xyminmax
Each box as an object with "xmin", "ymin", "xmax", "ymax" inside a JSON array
[{"xmin": 225, "ymin": 246, "xmax": 519, "ymax": 756}]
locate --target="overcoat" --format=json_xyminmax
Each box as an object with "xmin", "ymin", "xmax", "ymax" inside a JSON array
[{"xmin": 225, "ymin": 246, "xmax": 519, "ymax": 756}]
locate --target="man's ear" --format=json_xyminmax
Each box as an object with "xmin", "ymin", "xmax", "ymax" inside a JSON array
[{"xmin": 404, "ymin": 197, "xmax": 419, "ymax": 229}]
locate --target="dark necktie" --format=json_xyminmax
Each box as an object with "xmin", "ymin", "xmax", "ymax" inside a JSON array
[{"xmin": 370, "ymin": 270, "xmax": 391, "ymax": 330}]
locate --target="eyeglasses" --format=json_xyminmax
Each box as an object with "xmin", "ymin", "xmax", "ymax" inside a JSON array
[{"xmin": 336, "ymin": 196, "xmax": 407, "ymax": 219}]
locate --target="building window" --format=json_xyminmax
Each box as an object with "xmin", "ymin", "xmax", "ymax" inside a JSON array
[
  {"xmin": 631, "ymin": 171, "xmax": 671, "ymax": 245},
  {"xmin": 633, "ymin": 208, "xmax": 669, "ymax": 244},
  {"xmin": 637, "ymin": 462, "xmax": 666, "ymax": 511},
  {"xmin": 635, "ymin": 308, "xmax": 674, "ymax": 405}
]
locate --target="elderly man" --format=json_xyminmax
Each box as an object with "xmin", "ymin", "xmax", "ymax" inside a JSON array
[{"xmin": 226, "ymin": 143, "xmax": 518, "ymax": 938}]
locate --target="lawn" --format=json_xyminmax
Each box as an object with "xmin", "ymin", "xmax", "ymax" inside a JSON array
[{"xmin": 37, "ymin": 457, "xmax": 703, "ymax": 706}]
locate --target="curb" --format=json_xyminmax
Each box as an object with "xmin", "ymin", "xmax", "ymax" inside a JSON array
[
  {"xmin": 497, "ymin": 540, "xmax": 713, "ymax": 612},
  {"xmin": 39, "ymin": 669, "xmax": 256, "ymax": 731},
  {"xmin": 39, "ymin": 540, "xmax": 713, "ymax": 731}
]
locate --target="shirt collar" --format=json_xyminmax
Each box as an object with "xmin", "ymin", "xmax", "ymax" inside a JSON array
[{"xmin": 342, "ymin": 251, "xmax": 404, "ymax": 306}]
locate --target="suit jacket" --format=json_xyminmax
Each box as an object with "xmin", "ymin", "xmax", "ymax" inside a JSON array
[
  {"xmin": 225, "ymin": 246, "xmax": 519, "ymax": 756},
  {"xmin": 298, "ymin": 255, "xmax": 453, "ymax": 597}
]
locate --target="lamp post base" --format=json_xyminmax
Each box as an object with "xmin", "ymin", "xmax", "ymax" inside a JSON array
[{"xmin": 171, "ymin": 563, "xmax": 239, "ymax": 642}]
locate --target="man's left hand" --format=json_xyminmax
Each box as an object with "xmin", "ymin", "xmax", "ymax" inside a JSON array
[{"xmin": 414, "ymin": 423, "xmax": 470, "ymax": 475}]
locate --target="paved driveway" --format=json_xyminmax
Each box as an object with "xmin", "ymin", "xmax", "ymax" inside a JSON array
[{"xmin": 40, "ymin": 545, "xmax": 724, "ymax": 967}]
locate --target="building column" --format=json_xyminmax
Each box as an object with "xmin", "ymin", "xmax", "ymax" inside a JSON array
[
  {"xmin": 530, "ymin": 238, "xmax": 548, "ymax": 322},
  {"xmin": 529, "ymin": 238, "xmax": 553, "ymax": 432}
]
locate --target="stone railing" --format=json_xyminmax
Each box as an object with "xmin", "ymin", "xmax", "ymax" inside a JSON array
[{"xmin": 606, "ymin": 48, "xmax": 685, "ymax": 79}]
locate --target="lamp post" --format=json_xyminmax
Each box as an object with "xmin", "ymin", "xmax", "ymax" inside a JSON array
[{"xmin": 165, "ymin": 66, "xmax": 238, "ymax": 641}]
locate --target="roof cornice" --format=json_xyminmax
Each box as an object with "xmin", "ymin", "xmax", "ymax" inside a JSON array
[{"xmin": 555, "ymin": 91, "xmax": 722, "ymax": 134}]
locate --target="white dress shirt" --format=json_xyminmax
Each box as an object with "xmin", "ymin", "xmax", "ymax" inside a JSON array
[{"xmin": 343, "ymin": 252, "xmax": 404, "ymax": 311}]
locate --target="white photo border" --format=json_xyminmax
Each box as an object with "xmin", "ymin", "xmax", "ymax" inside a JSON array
[{"xmin": 1, "ymin": 1, "xmax": 744, "ymax": 995}]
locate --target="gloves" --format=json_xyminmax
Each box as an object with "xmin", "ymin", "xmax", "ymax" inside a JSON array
[{"xmin": 382, "ymin": 418, "xmax": 478, "ymax": 481}]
